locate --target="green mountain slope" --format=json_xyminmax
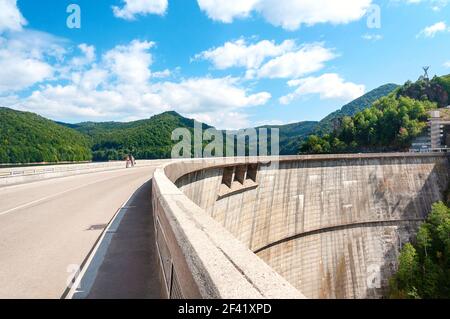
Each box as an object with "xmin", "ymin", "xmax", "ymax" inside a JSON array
[
  {"xmin": 300, "ymin": 74, "xmax": 450, "ymax": 154},
  {"xmin": 315, "ymin": 83, "xmax": 399, "ymax": 135},
  {"xmin": 397, "ymin": 75, "xmax": 450, "ymax": 107},
  {"xmin": 1, "ymin": 78, "xmax": 432, "ymax": 164},
  {"xmin": 258, "ymin": 121, "xmax": 318, "ymax": 155},
  {"xmin": 70, "ymin": 111, "xmax": 202, "ymax": 160},
  {"xmin": 0, "ymin": 107, "xmax": 92, "ymax": 163}
]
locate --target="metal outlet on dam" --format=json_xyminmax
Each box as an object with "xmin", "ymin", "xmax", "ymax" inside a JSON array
[{"xmin": 151, "ymin": 153, "xmax": 450, "ymax": 299}]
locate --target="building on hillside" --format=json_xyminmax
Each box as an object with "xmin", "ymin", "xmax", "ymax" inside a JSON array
[{"xmin": 410, "ymin": 110, "xmax": 450, "ymax": 152}]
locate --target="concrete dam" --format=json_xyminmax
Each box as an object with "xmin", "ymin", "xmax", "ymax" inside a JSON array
[{"xmin": 152, "ymin": 153, "xmax": 449, "ymax": 299}]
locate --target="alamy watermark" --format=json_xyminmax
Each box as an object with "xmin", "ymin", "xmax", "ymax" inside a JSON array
[
  {"xmin": 367, "ymin": 4, "xmax": 381, "ymax": 29},
  {"xmin": 66, "ymin": 4, "xmax": 81, "ymax": 29},
  {"xmin": 171, "ymin": 123, "xmax": 280, "ymax": 169}
]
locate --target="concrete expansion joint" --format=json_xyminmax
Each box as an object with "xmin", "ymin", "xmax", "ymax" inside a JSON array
[{"xmin": 216, "ymin": 246, "xmax": 265, "ymax": 297}]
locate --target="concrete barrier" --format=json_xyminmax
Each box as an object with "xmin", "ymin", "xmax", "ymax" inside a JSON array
[
  {"xmin": 0, "ymin": 160, "xmax": 170, "ymax": 187},
  {"xmin": 152, "ymin": 158, "xmax": 305, "ymax": 299},
  {"xmin": 153, "ymin": 153, "xmax": 449, "ymax": 299}
]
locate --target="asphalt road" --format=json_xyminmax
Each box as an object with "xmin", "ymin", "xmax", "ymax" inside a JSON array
[{"xmin": 0, "ymin": 164, "xmax": 161, "ymax": 299}]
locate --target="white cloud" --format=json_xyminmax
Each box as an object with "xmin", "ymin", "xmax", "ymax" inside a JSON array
[
  {"xmin": 255, "ymin": 43, "xmax": 336, "ymax": 79},
  {"xmin": 197, "ymin": 0, "xmax": 372, "ymax": 30},
  {"xmin": 197, "ymin": 0, "xmax": 260, "ymax": 23},
  {"xmin": 70, "ymin": 44, "xmax": 96, "ymax": 68},
  {"xmin": 279, "ymin": 73, "xmax": 365, "ymax": 104},
  {"xmin": 2, "ymin": 38, "xmax": 270, "ymax": 129},
  {"xmin": 417, "ymin": 21, "xmax": 449, "ymax": 38},
  {"xmin": 0, "ymin": 30, "xmax": 67, "ymax": 93},
  {"xmin": 0, "ymin": 0, "xmax": 27, "ymax": 33},
  {"xmin": 197, "ymin": 40, "xmax": 336, "ymax": 80},
  {"xmin": 156, "ymin": 77, "xmax": 270, "ymax": 114},
  {"xmin": 16, "ymin": 76, "xmax": 270, "ymax": 129},
  {"xmin": 0, "ymin": 56, "xmax": 52, "ymax": 93},
  {"xmin": 0, "ymin": 1, "xmax": 267, "ymax": 129},
  {"xmin": 196, "ymin": 38, "xmax": 296, "ymax": 70},
  {"xmin": 113, "ymin": 0, "xmax": 168, "ymax": 20},
  {"xmin": 444, "ymin": 61, "xmax": 450, "ymax": 68},
  {"xmin": 103, "ymin": 40, "xmax": 155, "ymax": 85}
]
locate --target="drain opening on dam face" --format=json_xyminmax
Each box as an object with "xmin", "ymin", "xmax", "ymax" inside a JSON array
[
  {"xmin": 222, "ymin": 167, "xmax": 234, "ymax": 188},
  {"xmin": 218, "ymin": 164, "xmax": 259, "ymax": 199}
]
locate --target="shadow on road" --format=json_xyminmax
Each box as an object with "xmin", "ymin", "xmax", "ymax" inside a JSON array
[{"xmin": 83, "ymin": 179, "xmax": 164, "ymax": 299}]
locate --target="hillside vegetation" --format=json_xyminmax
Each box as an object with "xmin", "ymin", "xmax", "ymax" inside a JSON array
[
  {"xmin": 71, "ymin": 111, "xmax": 200, "ymax": 161},
  {"xmin": 315, "ymin": 83, "xmax": 399, "ymax": 135},
  {"xmin": 300, "ymin": 74, "xmax": 450, "ymax": 154},
  {"xmin": 258, "ymin": 121, "xmax": 318, "ymax": 155},
  {"xmin": 0, "ymin": 107, "xmax": 92, "ymax": 164},
  {"xmin": 389, "ymin": 202, "xmax": 450, "ymax": 299},
  {"xmin": 1, "ymin": 75, "xmax": 445, "ymax": 164}
]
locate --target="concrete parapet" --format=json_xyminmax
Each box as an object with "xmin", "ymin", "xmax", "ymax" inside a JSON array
[
  {"xmin": 152, "ymin": 166, "xmax": 305, "ymax": 299},
  {"xmin": 153, "ymin": 153, "xmax": 450, "ymax": 299}
]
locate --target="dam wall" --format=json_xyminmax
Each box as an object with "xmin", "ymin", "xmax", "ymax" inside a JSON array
[
  {"xmin": 151, "ymin": 158, "xmax": 304, "ymax": 299},
  {"xmin": 173, "ymin": 154, "xmax": 449, "ymax": 298}
]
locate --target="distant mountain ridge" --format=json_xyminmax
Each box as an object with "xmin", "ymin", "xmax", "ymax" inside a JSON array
[
  {"xmin": 0, "ymin": 107, "xmax": 92, "ymax": 164},
  {"xmin": 0, "ymin": 82, "xmax": 399, "ymax": 163},
  {"xmin": 300, "ymin": 73, "xmax": 450, "ymax": 155},
  {"xmin": 315, "ymin": 83, "xmax": 399, "ymax": 135}
]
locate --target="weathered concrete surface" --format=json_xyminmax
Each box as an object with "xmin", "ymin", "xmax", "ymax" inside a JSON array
[
  {"xmin": 152, "ymin": 163, "xmax": 305, "ymax": 299},
  {"xmin": 173, "ymin": 154, "xmax": 449, "ymax": 298}
]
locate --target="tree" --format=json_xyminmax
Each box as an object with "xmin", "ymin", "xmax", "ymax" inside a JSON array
[{"xmin": 389, "ymin": 202, "xmax": 450, "ymax": 298}]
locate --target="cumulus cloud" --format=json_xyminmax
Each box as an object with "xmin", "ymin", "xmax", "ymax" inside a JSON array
[
  {"xmin": 197, "ymin": 0, "xmax": 372, "ymax": 30},
  {"xmin": 103, "ymin": 40, "xmax": 155, "ymax": 85},
  {"xmin": 279, "ymin": 73, "xmax": 365, "ymax": 105},
  {"xmin": 417, "ymin": 21, "xmax": 449, "ymax": 37},
  {"xmin": 0, "ymin": 0, "xmax": 27, "ymax": 32},
  {"xmin": 254, "ymin": 43, "xmax": 336, "ymax": 79},
  {"xmin": 156, "ymin": 77, "xmax": 270, "ymax": 113},
  {"xmin": 197, "ymin": 0, "xmax": 259, "ymax": 23},
  {"xmin": 2, "ymin": 38, "xmax": 270, "ymax": 129},
  {"xmin": 113, "ymin": 0, "xmax": 168, "ymax": 20},
  {"xmin": 0, "ymin": 30, "xmax": 67, "ymax": 93},
  {"xmin": 444, "ymin": 61, "xmax": 450, "ymax": 68},
  {"xmin": 70, "ymin": 44, "xmax": 96, "ymax": 68},
  {"xmin": 196, "ymin": 38, "xmax": 296, "ymax": 70},
  {"xmin": 197, "ymin": 40, "xmax": 336, "ymax": 79}
]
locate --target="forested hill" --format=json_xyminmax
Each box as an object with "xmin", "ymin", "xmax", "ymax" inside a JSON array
[
  {"xmin": 257, "ymin": 121, "xmax": 318, "ymax": 155},
  {"xmin": 315, "ymin": 83, "xmax": 399, "ymax": 135},
  {"xmin": 300, "ymin": 74, "xmax": 450, "ymax": 154},
  {"xmin": 1, "ymin": 76, "xmax": 436, "ymax": 164},
  {"xmin": 69, "ymin": 111, "xmax": 204, "ymax": 161},
  {"xmin": 0, "ymin": 107, "xmax": 92, "ymax": 164}
]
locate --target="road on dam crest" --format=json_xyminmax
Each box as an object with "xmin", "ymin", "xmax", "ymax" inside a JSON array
[{"xmin": 0, "ymin": 164, "xmax": 163, "ymax": 299}]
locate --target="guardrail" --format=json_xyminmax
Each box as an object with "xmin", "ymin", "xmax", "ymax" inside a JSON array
[
  {"xmin": 0, "ymin": 162, "xmax": 125, "ymax": 178},
  {"xmin": 0, "ymin": 160, "xmax": 170, "ymax": 187}
]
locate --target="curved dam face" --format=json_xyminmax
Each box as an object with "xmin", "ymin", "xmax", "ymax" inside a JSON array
[{"xmin": 174, "ymin": 154, "xmax": 449, "ymax": 298}]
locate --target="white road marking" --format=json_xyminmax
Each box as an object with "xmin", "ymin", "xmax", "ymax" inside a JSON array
[{"xmin": 0, "ymin": 174, "xmax": 129, "ymax": 217}]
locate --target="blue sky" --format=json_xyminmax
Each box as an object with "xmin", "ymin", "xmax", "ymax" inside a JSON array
[{"xmin": 1, "ymin": 0, "xmax": 450, "ymax": 129}]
